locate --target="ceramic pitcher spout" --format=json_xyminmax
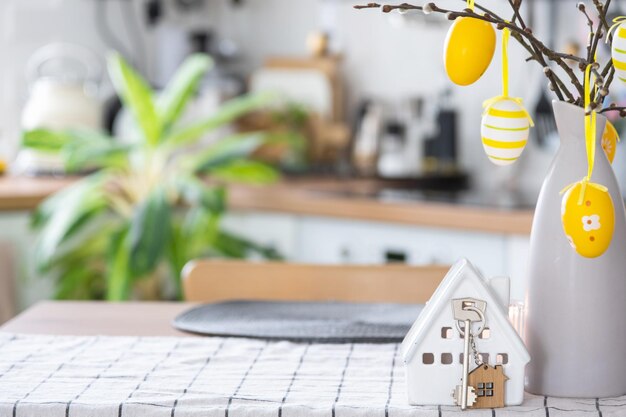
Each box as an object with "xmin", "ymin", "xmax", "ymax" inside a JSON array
[
  {"xmin": 552, "ymin": 101, "xmax": 607, "ymax": 145},
  {"xmin": 524, "ymin": 100, "xmax": 626, "ymax": 397}
]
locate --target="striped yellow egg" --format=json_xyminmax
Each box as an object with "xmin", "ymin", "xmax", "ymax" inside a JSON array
[
  {"xmin": 561, "ymin": 183, "xmax": 615, "ymax": 258},
  {"xmin": 612, "ymin": 23, "xmax": 626, "ymax": 84},
  {"xmin": 602, "ymin": 121, "xmax": 619, "ymax": 164},
  {"xmin": 480, "ymin": 99, "xmax": 530, "ymax": 166}
]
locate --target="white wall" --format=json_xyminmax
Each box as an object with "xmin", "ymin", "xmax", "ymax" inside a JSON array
[{"xmin": 0, "ymin": 0, "xmax": 598, "ymax": 193}]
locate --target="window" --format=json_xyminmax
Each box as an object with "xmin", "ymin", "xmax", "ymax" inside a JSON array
[
  {"xmin": 441, "ymin": 353, "xmax": 453, "ymax": 364},
  {"xmin": 480, "ymin": 353, "xmax": 489, "ymax": 364},
  {"xmin": 476, "ymin": 382, "xmax": 494, "ymax": 397},
  {"xmin": 422, "ymin": 353, "xmax": 434, "ymax": 364},
  {"xmin": 459, "ymin": 353, "xmax": 464, "ymax": 364},
  {"xmin": 479, "ymin": 328, "xmax": 491, "ymax": 339},
  {"xmin": 496, "ymin": 353, "xmax": 509, "ymax": 365},
  {"xmin": 441, "ymin": 327, "xmax": 453, "ymax": 339}
]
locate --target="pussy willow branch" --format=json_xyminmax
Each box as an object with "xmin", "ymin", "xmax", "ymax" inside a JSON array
[
  {"xmin": 355, "ymin": 1, "xmax": 623, "ymax": 111},
  {"xmin": 508, "ymin": 0, "xmax": 526, "ymax": 28},
  {"xmin": 506, "ymin": 0, "xmax": 568, "ymax": 101},
  {"xmin": 577, "ymin": 3, "xmax": 595, "ymax": 62},
  {"xmin": 354, "ymin": 2, "xmax": 586, "ymax": 101},
  {"xmin": 593, "ymin": 0, "xmax": 611, "ymax": 31},
  {"xmin": 591, "ymin": 0, "xmax": 613, "ymax": 108},
  {"xmin": 598, "ymin": 102, "xmax": 626, "ymax": 116}
]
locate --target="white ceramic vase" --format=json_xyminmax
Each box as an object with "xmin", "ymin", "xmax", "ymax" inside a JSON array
[{"xmin": 524, "ymin": 101, "xmax": 626, "ymax": 397}]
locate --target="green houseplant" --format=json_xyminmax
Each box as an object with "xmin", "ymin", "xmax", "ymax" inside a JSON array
[{"xmin": 23, "ymin": 53, "xmax": 284, "ymax": 301}]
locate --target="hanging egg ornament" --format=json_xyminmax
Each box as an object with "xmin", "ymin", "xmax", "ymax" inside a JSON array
[
  {"xmin": 480, "ymin": 99, "xmax": 531, "ymax": 165},
  {"xmin": 602, "ymin": 121, "xmax": 619, "ymax": 164},
  {"xmin": 611, "ymin": 21, "xmax": 626, "ymax": 84},
  {"xmin": 561, "ymin": 183, "xmax": 615, "ymax": 258},
  {"xmin": 444, "ymin": 17, "xmax": 496, "ymax": 86}
]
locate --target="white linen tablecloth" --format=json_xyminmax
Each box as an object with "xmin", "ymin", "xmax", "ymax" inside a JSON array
[{"xmin": 0, "ymin": 333, "xmax": 618, "ymax": 417}]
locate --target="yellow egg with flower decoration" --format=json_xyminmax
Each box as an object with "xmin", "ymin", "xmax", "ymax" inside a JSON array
[
  {"xmin": 602, "ymin": 121, "xmax": 619, "ymax": 163},
  {"xmin": 561, "ymin": 182, "xmax": 615, "ymax": 258},
  {"xmin": 444, "ymin": 17, "xmax": 496, "ymax": 86},
  {"xmin": 480, "ymin": 98, "xmax": 532, "ymax": 165},
  {"xmin": 610, "ymin": 20, "xmax": 626, "ymax": 84}
]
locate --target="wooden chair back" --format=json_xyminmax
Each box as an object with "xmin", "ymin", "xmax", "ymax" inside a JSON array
[{"xmin": 182, "ymin": 260, "xmax": 448, "ymax": 304}]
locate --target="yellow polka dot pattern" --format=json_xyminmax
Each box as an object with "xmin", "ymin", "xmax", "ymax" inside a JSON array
[{"xmin": 561, "ymin": 183, "xmax": 615, "ymax": 258}]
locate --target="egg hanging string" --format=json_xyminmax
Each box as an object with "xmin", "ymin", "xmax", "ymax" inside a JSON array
[
  {"xmin": 502, "ymin": 26, "xmax": 509, "ymax": 97},
  {"xmin": 482, "ymin": 27, "xmax": 534, "ymax": 126},
  {"xmin": 560, "ymin": 64, "xmax": 608, "ymax": 204},
  {"xmin": 466, "ymin": 0, "xmax": 474, "ymax": 11},
  {"xmin": 606, "ymin": 16, "xmax": 626, "ymax": 43}
]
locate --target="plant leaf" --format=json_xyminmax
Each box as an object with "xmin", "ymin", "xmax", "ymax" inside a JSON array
[
  {"xmin": 213, "ymin": 230, "xmax": 283, "ymax": 260},
  {"xmin": 62, "ymin": 133, "xmax": 130, "ymax": 172},
  {"xmin": 165, "ymin": 92, "xmax": 274, "ymax": 146},
  {"xmin": 55, "ymin": 264, "xmax": 99, "ymax": 300},
  {"xmin": 108, "ymin": 52, "xmax": 161, "ymax": 146},
  {"xmin": 158, "ymin": 54, "xmax": 213, "ymax": 132},
  {"xmin": 181, "ymin": 206, "xmax": 221, "ymax": 255},
  {"xmin": 191, "ymin": 133, "xmax": 265, "ymax": 173},
  {"xmin": 34, "ymin": 174, "xmax": 108, "ymax": 268},
  {"xmin": 128, "ymin": 185, "xmax": 171, "ymax": 277},
  {"xmin": 22, "ymin": 129, "xmax": 73, "ymax": 152},
  {"xmin": 23, "ymin": 128, "xmax": 130, "ymax": 172},
  {"xmin": 176, "ymin": 178, "xmax": 226, "ymax": 214},
  {"xmin": 211, "ymin": 160, "xmax": 279, "ymax": 184},
  {"xmin": 107, "ymin": 225, "xmax": 132, "ymax": 301}
]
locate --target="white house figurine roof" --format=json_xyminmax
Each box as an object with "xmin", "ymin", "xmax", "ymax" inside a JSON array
[{"xmin": 401, "ymin": 258, "xmax": 530, "ymax": 365}]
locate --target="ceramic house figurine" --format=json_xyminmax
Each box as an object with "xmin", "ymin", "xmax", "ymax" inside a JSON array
[{"xmin": 402, "ymin": 259, "xmax": 529, "ymax": 407}]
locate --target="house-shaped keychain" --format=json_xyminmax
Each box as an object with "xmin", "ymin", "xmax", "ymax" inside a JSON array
[{"xmin": 401, "ymin": 259, "xmax": 529, "ymax": 407}]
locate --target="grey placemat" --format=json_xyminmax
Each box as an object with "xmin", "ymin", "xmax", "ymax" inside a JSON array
[{"xmin": 173, "ymin": 300, "xmax": 423, "ymax": 343}]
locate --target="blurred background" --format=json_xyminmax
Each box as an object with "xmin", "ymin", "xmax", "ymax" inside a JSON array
[{"xmin": 0, "ymin": 0, "xmax": 624, "ymax": 320}]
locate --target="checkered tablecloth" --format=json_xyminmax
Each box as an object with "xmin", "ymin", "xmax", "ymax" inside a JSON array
[{"xmin": 0, "ymin": 333, "xmax": 619, "ymax": 417}]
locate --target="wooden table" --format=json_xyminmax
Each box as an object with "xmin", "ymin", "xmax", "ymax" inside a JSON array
[{"xmin": 0, "ymin": 301, "xmax": 196, "ymax": 336}]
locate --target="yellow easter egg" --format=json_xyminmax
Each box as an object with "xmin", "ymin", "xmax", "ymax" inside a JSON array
[
  {"xmin": 561, "ymin": 183, "xmax": 615, "ymax": 258},
  {"xmin": 480, "ymin": 99, "xmax": 531, "ymax": 166},
  {"xmin": 611, "ymin": 23, "xmax": 626, "ymax": 84},
  {"xmin": 602, "ymin": 121, "xmax": 619, "ymax": 164},
  {"xmin": 444, "ymin": 17, "xmax": 496, "ymax": 86}
]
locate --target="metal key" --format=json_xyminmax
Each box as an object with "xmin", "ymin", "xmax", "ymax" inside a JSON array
[
  {"xmin": 451, "ymin": 298, "xmax": 487, "ymax": 410},
  {"xmin": 452, "ymin": 298, "xmax": 486, "ymax": 322}
]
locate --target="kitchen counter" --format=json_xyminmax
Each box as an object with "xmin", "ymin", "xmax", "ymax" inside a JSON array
[{"xmin": 0, "ymin": 176, "xmax": 534, "ymax": 235}]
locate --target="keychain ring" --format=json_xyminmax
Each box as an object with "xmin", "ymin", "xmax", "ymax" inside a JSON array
[{"xmin": 455, "ymin": 306, "xmax": 486, "ymax": 337}]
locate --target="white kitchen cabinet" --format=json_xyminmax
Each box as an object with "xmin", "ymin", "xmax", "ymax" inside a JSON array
[
  {"xmin": 2, "ymin": 209, "xmax": 531, "ymax": 313},
  {"xmin": 227, "ymin": 211, "xmax": 531, "ymax": 301},
  {"xmin": 222, "ymin": 212, "xmax": 300, "ymax": 259}
]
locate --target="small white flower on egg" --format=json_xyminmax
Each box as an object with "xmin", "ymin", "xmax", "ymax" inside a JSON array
[{"xmin": 582, "ymin": 214, "xmax": 601, "ymax": 232}]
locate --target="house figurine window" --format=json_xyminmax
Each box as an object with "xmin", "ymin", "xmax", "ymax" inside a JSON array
[{"xmin": 476, "ymin": 382, "xmax": 494, "ymax": 397}]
